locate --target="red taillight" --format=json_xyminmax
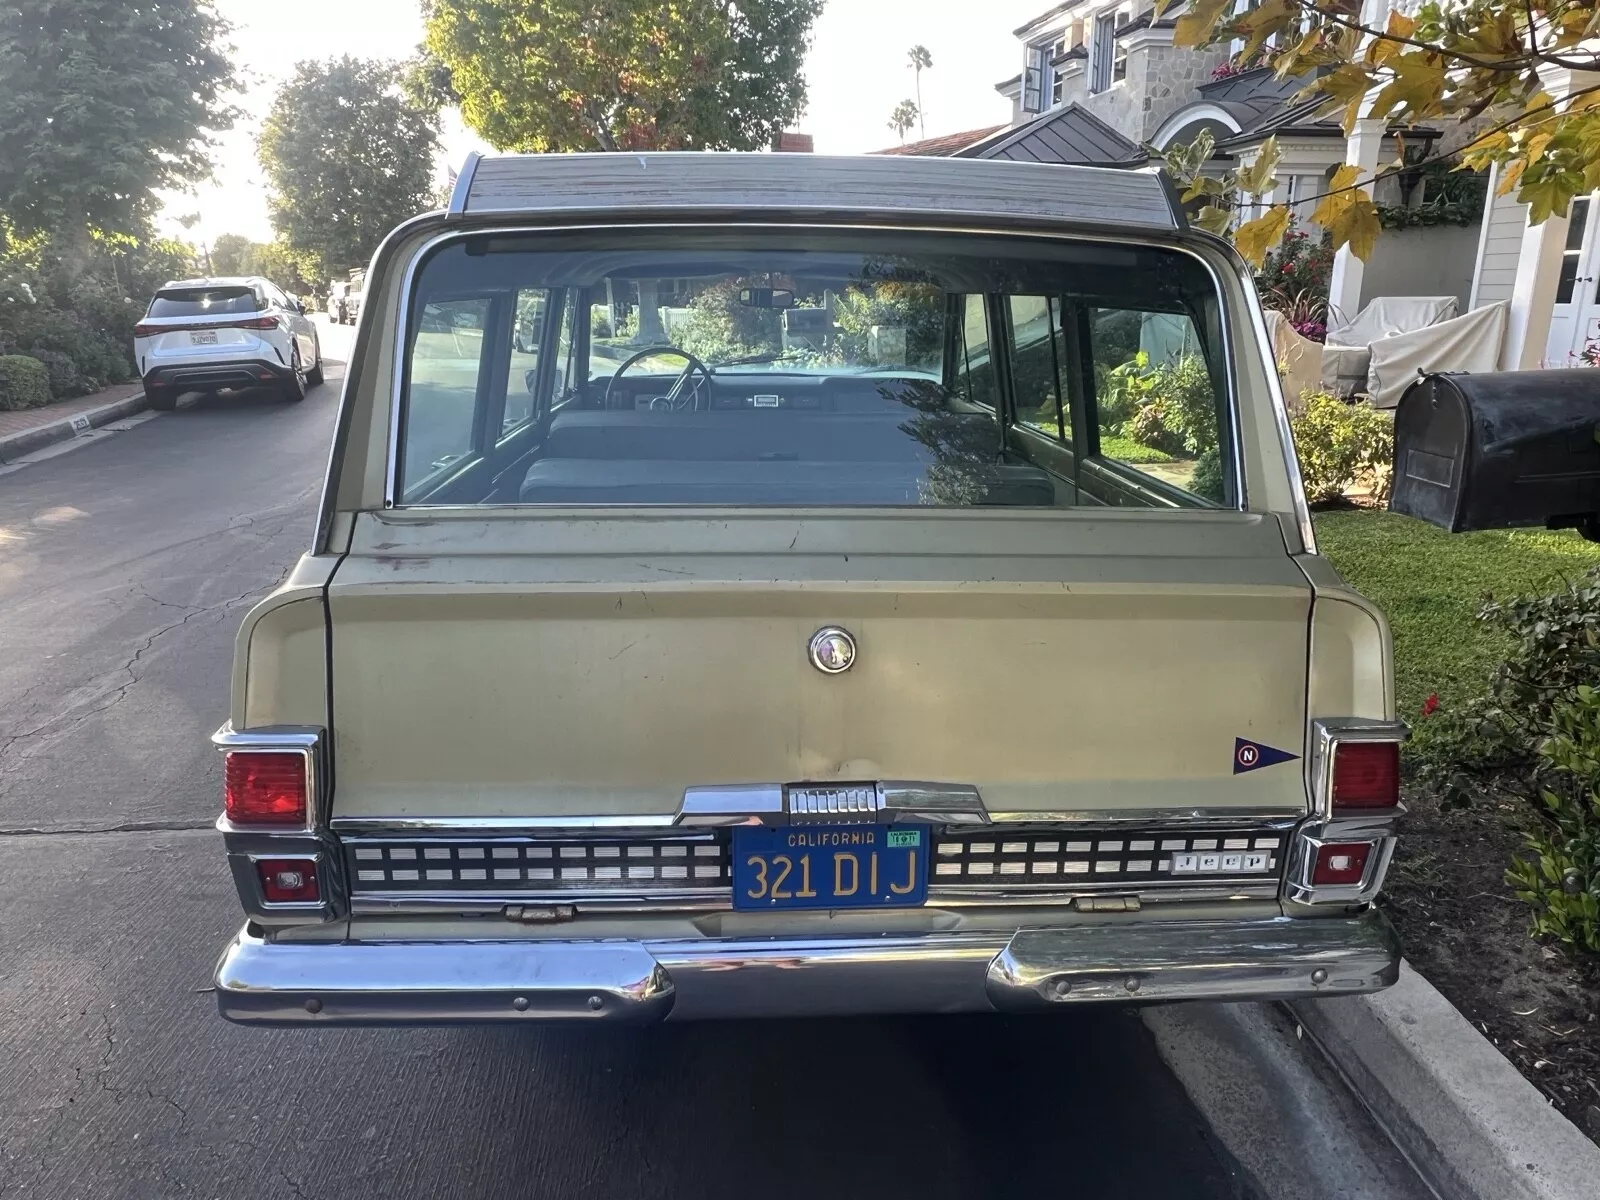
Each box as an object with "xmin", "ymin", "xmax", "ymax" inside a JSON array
[
  {"xmin": 1332, "ymin": 741, "xmax": 1400, "ymax": 809},
  {"xmin": 257, "ymin": 858, "xmax": 319, "ymax": 903},
  {"xmin": 133, "ymin": 322, "xmax": 159, "ymax": 337},
  {"xmin": 234, "ymin": 316, "xmax": 279, "ymax": 331},
  {"xmin": 1312, "ymin": 842, "xmax": 1373, "ymax": 886},
  {"xmin": 224, "ymin": 751, "xmax": 307, "ymax": 825}
]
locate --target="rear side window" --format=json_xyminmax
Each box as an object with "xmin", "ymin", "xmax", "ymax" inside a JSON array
[
  {"xmin": 147, "ymin": 287, "xmax": 259, "ymax": 317},
  {"xmin": 394, "ymin": 230, "xmax": 1233, "ymax": 510}
]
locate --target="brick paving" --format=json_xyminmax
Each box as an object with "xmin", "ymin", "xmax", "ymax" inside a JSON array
[{"xmin": 0, "ymin": 382, "xmax": 144, "ymax": 442}]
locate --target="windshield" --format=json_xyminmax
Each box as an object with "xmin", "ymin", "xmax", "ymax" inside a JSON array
[{"xmin": 397, "ymin": 229, "xmax": 1233, "ymax": 510}]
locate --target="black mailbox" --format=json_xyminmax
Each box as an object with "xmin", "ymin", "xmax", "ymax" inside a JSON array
[{"xmin": 1390, "ymin": 370, "xmax": 1600, "ymax": 540}]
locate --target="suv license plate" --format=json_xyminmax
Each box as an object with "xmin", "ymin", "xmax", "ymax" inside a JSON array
[
  {"xmin": 731, "ymin": 824, "xmax": 928, "ymax": 911},
  {"xmin": 189, "ymin": 330, "xmax": 218, "ymax": 344}
]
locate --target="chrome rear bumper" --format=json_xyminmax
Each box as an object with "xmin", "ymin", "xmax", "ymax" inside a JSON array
[{"xmin": 215, "ymin": 910, "xmax": 1399, "ymax": 1025}]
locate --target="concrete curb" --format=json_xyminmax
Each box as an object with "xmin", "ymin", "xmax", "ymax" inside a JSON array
[
  {"xmin": 0, "ymin": 389, "xmax": 149, "ymax": 463},
  {"xmin": 1289, "ymin": 961, "xmax": 1600, "ymax": 1200}
]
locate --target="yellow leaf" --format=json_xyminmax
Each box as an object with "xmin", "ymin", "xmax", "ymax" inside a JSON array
[
  {"xmin": 1331, "ymin": 194, "xmax": 1382, "ymax": 261},
  {"xmin": 1311, "ymin": 164, "xmax": 1365, "ymax": 229},
  {"xmin": 1174, "ymin": 0, "xmax": 1232, "ymax": 49},
  {"xmin": 1234, "ymin": 0, "xmax": 1293, "ymax": 63},
  {"xmin": 1524, "ymin": 131, "xmax": 1554, "ymax": 165},
  {"xmin": 1195, "ymin": 205, "xmax": 1233, "ymax": 236},
  {"xmin": 1233, "ymin": 205, "xmax": 1292, "ymax": 267},
  {"xmin": 1497, "ymin": 157, "xmax": 1526, "ymax": 196},
  {"xmin": 1386, "ymin": 8, "xmax": 1416, "ymax": 40}
]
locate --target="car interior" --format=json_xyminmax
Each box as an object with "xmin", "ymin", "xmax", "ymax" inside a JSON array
[{"xmin": 395, "ymin": 233, "xmax": 1235, "ymax": 511}]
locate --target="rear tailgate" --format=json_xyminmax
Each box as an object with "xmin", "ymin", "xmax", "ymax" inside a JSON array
[{"xmin": 324, "ymin": 509, "xmax": 1311, "ymax": 823}]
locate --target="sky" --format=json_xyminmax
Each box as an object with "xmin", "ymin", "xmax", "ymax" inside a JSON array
[{"xmin": 158, "ymin": 0, "xmax": 1046, "ymax": 246}]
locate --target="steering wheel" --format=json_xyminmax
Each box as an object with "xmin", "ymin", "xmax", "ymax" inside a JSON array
[{"xmin": 605, "ymin": 346, "xmax": 714, "ymax": 412}]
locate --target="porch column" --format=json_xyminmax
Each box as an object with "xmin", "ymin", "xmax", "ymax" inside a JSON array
[
  {"xmin": 1502, "ymin": 205, "xmax": 1571, "ymax": 369},
  {"xmin": 1325, "ymin": 118, "xmax": 1386, "ymax": 325}
]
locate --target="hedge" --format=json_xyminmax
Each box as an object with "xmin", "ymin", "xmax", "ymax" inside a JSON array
[{"xmin": 0, "ymin": 355, "xmax": 51, "ymax": 410}]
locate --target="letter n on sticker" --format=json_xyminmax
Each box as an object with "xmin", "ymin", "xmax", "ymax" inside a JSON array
[{"xmin": 1233, "ymin": 737, "xmax": 1298, "ymax": 774}]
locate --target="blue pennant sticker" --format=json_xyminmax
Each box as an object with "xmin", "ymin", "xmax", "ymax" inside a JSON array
[{"xmin": 1233, "ymin": 737, "xmax": 1299, "ymax": 774}]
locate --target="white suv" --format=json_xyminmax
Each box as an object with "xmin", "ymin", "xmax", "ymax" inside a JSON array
[{"xmin": 133, "ymin": 277, "xmax": 323, "ymax": 410}]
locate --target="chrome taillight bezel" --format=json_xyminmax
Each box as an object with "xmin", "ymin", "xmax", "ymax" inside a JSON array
[
  {"xmin": 1287, "ymin": 718, "xmax": 1408, "ymax": 907},
  {"xmin": 213, "ymin": 723, "xmax": 342, "ymax": 925}
]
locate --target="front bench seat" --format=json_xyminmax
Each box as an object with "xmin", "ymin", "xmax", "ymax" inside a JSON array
[{"xmin": 544, "ymin": 409, "xmax": 931, "ymax": 463}]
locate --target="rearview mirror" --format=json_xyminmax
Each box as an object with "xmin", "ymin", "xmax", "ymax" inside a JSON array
[{"xmin": 737, "ymin": 287, "xmax": 794, "ymax": 310}]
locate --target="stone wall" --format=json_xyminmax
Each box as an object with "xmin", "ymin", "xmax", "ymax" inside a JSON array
[{"xmin": 1077, "ymin": 38, "xmax": 1233, "ymax": 144}]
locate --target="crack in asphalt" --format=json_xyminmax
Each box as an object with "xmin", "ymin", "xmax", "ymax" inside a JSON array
[{"xmin": 0, "ymin": 819, "xmax": 214, "ymax": 838}]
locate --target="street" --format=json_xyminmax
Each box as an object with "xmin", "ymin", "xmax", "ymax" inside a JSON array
[{"xmin": 0, "ymin": 322, "xmax": 1428, "ymax": 1200}]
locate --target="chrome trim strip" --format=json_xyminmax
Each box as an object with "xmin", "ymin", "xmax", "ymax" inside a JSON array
[
  {"xmin": 214, "ymin": 909, "xmax": 1400, "ymax": 1024},
  {"xmin": 985, "ymin": 808, "xmax": 1302, "ymax": 827},
  {"xmin": 676, "ymin": 784, "xmax": 783, "ymax": 826},
  {"xmin": 927, "ymin": 883, "xmax": 1281, "ymax": 904},
  {"xmin": 332, "ymin": 814, "xmax": 678, "ymax": 833},
  {"xmin": 879, "ymin": 781, "xmax": 989, "ymax": 824},
  {"xmin": 446, "ymin": 151, "xmax": 482, "ymax": 218},
  {"xmin": 1233, "ymin": 246, "xmax": 1316, "ymax": 551},
  {"xmin": 350, "ymin": 893, "xmax": 731, "ymax": 916},
  {"xmin": 382, "ymin": 222, "xmax": 1249, "ymax": 512}
]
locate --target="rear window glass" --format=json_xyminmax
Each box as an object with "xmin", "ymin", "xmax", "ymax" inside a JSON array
[
  {"xmin": 396, "ymin": 230, "xmax": 1233, "ymax": 510},
  {"xmin": 148, "ymin": 288, "xmax": 259, "ymax": 317}
]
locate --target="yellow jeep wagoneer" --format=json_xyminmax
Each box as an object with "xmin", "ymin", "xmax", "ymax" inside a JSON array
[{"xmin": 211, "ymin": 152, "xmax": 1404, "ymax": 1024}]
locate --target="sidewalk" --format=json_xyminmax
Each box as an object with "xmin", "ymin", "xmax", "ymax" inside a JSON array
[{"xmin": 0, "ymin": 382, "xmax": 148, "ymax": 463}]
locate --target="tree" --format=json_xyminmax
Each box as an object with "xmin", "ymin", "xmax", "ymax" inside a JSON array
[
  {"xmin": 258, "ymin": 57, "xmax": 440, "ymax": 285},
  {"xmin": 889, "ymin": 100, "xmax": 919, "ymax": 144},
  {"xmin": 1156, "ymin": 0, "xmax": 1600, "ymax": 265},
  {"xmin": 421, "ymin": 0, "xmax": 825, "ymax": 152},
  {"xmin": 0, "ymin": 1, "xmax": 235, "ymax": 247},
  {"xmin": 210, "ymin": 233, "xmax": 255, "ymax": 277},
  {"xmin": 907, "ymin": 45, "xmax": 932, "ymax": 139}
]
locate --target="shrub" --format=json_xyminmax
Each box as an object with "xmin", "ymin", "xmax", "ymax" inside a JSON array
[
  {"xmin": 1290, "ymin": 391, "xmax": 1393, "ymax": 504},
  {"xmin": 1256, "ymin": 224, "xmax": 1333, "ymax": 318},
  {"xmin": 1129, "ymin": 400, "xmax": 1183, "ymax": 455},
  {"xmin": 1189, "ymin": 446, "xmax": 1227, "ymax": 504},
  {"xmin": 1507, "ymin": 686, "xmax": 1600, "ymax": 954},
  {"xmin": 1097, "ymin": 351, "xmax": 1159, "ymax": 430},
  {"xmin": 1416, "ymin": 568, "xmax": 1600, "ymax": 803},
  {"xmin": 1150, "ymin": 354, "xmax": 1218, "ymax": 455},
  {"xmin": 0, "ymin": 354, "xmax": 52, "ymax": 409},
  {"xmin": 26, "ymin": 348, "xmax": 84, "ymax": 398}
]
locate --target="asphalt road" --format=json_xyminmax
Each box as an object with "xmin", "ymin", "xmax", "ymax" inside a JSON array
[{"xmin": 0, "ymin": 320, "xmax": 1428, "ymax": 1200}]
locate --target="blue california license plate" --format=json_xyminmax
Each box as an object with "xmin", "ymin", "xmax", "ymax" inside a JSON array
[{"xmin": 731, "ymin": 824, "xmax": 929, "ymax": 911}]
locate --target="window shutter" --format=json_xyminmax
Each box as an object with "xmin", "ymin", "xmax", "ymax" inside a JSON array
[{"xmin": 1022, "ymin": 44, "xmax": 1046, "ymax": 113}]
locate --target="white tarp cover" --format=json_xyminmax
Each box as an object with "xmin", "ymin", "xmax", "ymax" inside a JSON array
[
  {"xmin": 1263, "ymin": 310, "xmax": 1324, "ymax": 412},
  {"xmin": 1321, "ymin": 295, "xmax": 1461, "ymax": 398},
  {"xmin": 1327, "ymin": 295, "xmax": 1459, "ymax": 346},
  {"xmin": 1365, "ymin": 300, "xmax": 1510, "ymax": 408}
]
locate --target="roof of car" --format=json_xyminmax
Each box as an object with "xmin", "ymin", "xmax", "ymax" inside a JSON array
[{"xmin": 447, "ymin": 152, "xmax": 1185, "ymax": 234}]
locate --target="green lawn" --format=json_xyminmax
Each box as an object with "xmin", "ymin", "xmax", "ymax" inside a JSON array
[
  {"xmin": 1315, "ymin": 509, "xmax": 1600, "ymax": 722},
  {"xmin": 1097, "ymin": 434, "xmax": 1175, "ymax": 464}
]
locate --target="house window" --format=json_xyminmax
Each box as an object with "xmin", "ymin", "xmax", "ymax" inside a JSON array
[
  {"xmin": 1023, "ymin": 41, "xmax": 1048, "ymax": 113},
  {"xmin": 1556, "ymin": 197, "xmax": 1591, "ymax": 305},
  {"xmin": 1050, "ymin": 35, "xmax": 1067, "ymax": 105},
  {"xmin": 1112, "ymin": 10, "xmax": 1130, "ymax": 83},
  {"xmin": 1091, "ymin": 11, "xmax": 1115, "ymax": 93}
]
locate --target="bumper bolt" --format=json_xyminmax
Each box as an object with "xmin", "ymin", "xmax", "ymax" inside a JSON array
[
  {"xmin": 304, "ymin": 998, "xmax": 322, "ymax": 1014},
  {"xmin": 512, "ymin": 996, "xmax": 530, "ymax": 1012},
  {"xmin": 1052, "ymin": 979, "xmax": 1072, "ymax": 999},
  {"xmin": 1310, "ymin": 968, "xmax": 1329, "ymax": 985},
  {"xmin": 1124, "ymin": 976, "xmax": 1140, "ymax": 994},
  {"xmin": 587, "ymin": 995, "xmax": 604, "ymax": 1011}
]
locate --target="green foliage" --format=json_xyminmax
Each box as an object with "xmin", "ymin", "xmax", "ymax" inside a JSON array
[
  {"xmin": 0, "ymin": 354, "xmax": 49, "ymax": 409},
  {"xmin": 209, "ymin": 234, "xmax": 255, "ymax": 277},
  {"xmin": 423, "ymin": 0, "xmax": 824, "ymax": 152},
  {"xmin": 830, "ymin": 284, "xmax": 944, "ymax": 369},
  {"xmin": 675, "ymin": 280, "xmax": 783, "ymax": 363},
  {"xmin": 1255, "ymin": 225, "xmax": 1332, "ymax": 326},
  {"xmin": 0, "ymin": 0, "xmax": 236, "ymax": 240},
  {"xmin": 1290, "ymin": 392, "xmax": 1394, "ymax": 504},
  {"xmin": 258, "ymin": 57, "xmax": 440, "ymax": 285},
  {"xmin": 1507, "ymin": 686, "xmax": 1600, "ymax": 954},
  {"xmin": 1189, "ymin": 446, "xmax": 1227, "ymax": 504},
  {"xmin": 1097, "ymin": 352, "xmax": 1160, "ymax": 430},
  {"xmin": 1315, "ymin": 511, "xmax": 1600, "ymax": 725}
]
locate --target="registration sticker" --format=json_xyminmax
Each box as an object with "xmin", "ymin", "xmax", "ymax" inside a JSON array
[{"xmin": 886, "ymin": 829, "xmax": 921, "ymax": 848}]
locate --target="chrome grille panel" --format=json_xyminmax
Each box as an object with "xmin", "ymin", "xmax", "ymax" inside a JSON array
[
  {"xmin": 930, "ymin": 827, "xmax": 1285, "ymax": 888},
  {"xmin": 346, "ymin": 835, "xmax": 728, "ymax": 893},
  {"xmin": 785, "ymin": 784, "xmax": 878, "ymax": 821}
]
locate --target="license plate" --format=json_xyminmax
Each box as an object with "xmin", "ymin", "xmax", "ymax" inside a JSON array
[
  {"xmin": 189, "ymin": 330, "xmax": 218, "ymax": 344},
  {"xmin": 731, "ymin": 824, "xmax": 928, "ymax": 911}
]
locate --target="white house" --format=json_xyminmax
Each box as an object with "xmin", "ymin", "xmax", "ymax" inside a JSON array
[{"xmin": 980, "ymin": 0, "xmax": 1599, "ymax": 368}]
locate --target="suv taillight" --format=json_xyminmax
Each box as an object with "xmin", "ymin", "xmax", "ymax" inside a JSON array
[
  {"xmin": 224, "ymin": 751, "xmax": 307, "ymax": 825},
  {"xmin": 234, "ymin": 316, "xmax": 280, "ymax": 331},
  {"xmin": 1332, "ymin": 741, "xmax": 1400, "ymax": 810},
  {"xmin": 133, "ymin": 322, "xmax": 158, "ymax": 336}
]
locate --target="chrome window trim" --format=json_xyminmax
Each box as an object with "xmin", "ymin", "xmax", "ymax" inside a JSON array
[
  {"xmin": 211, "ymin": 721, "xmax": 326, "ymax": 834},
  {"xmin": 382, "ymin": 221, "xmax": 1248, "ymax": 513}
]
